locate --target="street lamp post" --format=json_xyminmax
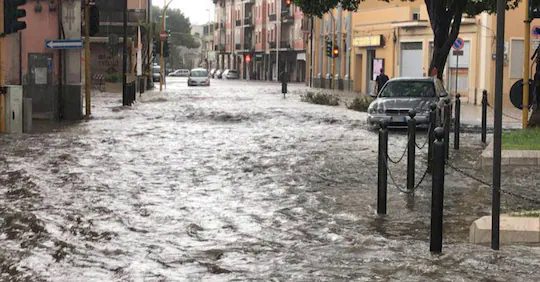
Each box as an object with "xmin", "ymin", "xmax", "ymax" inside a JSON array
[{"xmin": 160, "ymin": 0, "xmax": 175, "ymax": 92}]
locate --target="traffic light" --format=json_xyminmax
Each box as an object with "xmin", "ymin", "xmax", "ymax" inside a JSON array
[
  {"xmin": 89, "ymin": 1, "xmax": 100, "ymax": 36},
  {"xmin": 153, "ymin": 40, "xmax": 160, "ymax": 56},
  {"xmin": 2, "ymin": 0, "xmax": 27, "ymax": 35},
  {"xmin": 325, "ymin": 38, "xmax": 333, "ymax": 57},
  {"xmin": 245, "ymin": 54, "xmax": 252, "ymax": 63},
  {"xmin": 530, "ymin": 0, "xmax": 540, "ymax": 19},
  {"xmin": 163, "ymin": 39, "xmax": 170, "ymax": 58},
  {"xmin": 285, "ymin": 0, "xmax": 292, "ymax": 7},
  {"xmin": 332, "ymin": 46, "xmax": 339, "ymax": 58}
]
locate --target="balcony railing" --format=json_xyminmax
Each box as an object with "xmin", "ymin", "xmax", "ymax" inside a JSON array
[
  {"xmin": 214, "ymin": 44, "xmax": 225, "ymax": 52},
  {"xmin": 268, "ymin": 13, "xmax": 277, "ymax": 22},
  {"xmin": 243, "ymin": 16, "xmax": 253, "ymax": 26},
  {"xmin": 269, "ymin": 41, "xmax": 276, "ymax": 49},
  {"xmin": 280, "ymin": 41, "xmax": 291, "ymax": 49}
]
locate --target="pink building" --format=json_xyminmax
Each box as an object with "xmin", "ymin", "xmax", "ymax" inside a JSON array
[{"xmin": 213, "ymin": 0, "xmax": 308, "ymax": 82}]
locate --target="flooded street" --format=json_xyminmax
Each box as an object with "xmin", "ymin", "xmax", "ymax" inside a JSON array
[{"xmin": 1, "ymin": 78, "xmax": 539, "ymax": 281}]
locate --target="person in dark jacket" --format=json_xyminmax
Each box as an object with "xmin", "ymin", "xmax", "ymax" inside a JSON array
[{"xmin": 375, "ymin": 68, "xmax": 390, "ymax": 94}]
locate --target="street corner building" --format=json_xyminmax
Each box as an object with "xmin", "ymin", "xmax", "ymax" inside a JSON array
[
  {"xmin": 308, "ymin": 0, "xmax": 537, "ymax": 111},
  {"xmin": 0, "ymin": 0, "xmax": 152, "ymax": 123},
  {"xmin": 212, "ymin": 0, "xmax": 310, "ymax": 83}
]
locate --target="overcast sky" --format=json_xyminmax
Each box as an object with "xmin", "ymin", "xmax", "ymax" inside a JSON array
[{"xmin": 155, "ymin": 1, "xmax": 215, "ymax": 26}]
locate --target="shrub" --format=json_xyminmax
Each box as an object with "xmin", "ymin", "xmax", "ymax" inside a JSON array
[
  {"xmin": 347, "ymin": 96, "xmax": 374, "ymax": 112},
  {"xmin": 105, "ymin": 73, "xmax": 122, "ymax": 83},
  {"xmin": 301, "ymin": 91, "xmax": 340, "ymax": 106}
]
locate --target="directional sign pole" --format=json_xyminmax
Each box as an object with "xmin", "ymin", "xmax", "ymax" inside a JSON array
[{"xmin": 523, "ymin": 0, "xmax": 531, "ymax": 128}]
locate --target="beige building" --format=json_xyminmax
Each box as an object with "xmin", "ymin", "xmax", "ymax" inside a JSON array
[{"xmin": 309, "ymin": 1, "xmax": 537, "ymax": 109}]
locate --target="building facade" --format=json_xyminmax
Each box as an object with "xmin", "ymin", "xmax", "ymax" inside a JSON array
[
  {"xmin": 310, "ymin": 1, "xmax": 536, "ymax": 109},
  {"xmin": 213, "ymin": 0, "xmax": 308, "ymax": 82}
]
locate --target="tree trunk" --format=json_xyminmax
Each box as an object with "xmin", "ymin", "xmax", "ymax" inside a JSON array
[{"xmin": 426, "ymin": 0, "xmax": 467, "ymax": 81}]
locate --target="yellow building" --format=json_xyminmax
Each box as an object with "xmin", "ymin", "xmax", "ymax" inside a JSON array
[{"xmin": 309, "ymin": 1, "xmax": 536, "ymax": 109}]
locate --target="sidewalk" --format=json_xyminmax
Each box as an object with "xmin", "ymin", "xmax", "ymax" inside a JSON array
[{"xmin": 461, "ymin": 103, "xmax": 524, "ymax": 130}]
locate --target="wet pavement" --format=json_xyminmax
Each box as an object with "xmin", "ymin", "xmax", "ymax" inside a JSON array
[{"xmin": 0, "ymin": 78, "xmax": 539, "ymax": 281}]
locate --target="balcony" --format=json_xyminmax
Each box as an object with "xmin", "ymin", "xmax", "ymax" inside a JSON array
[
  {"xmin": 281, "ymin": 10, "xmax": 294, "ymax": 23},
  {"xmin": 280, "ymin": 41, "xmax": 291, "ymax": 49},
  {"xmin": 214, "ymin": 44, "xmax": 225, "ymax": 52},
  {"xmin": 214, "ymin": 22, "xmax": 224, "ymax": 29},
  {"xmin": 243, "ymin": 16, "xmax": 253, "ymax": 26},
  {"xmin": 268, "ymin": 13, "xmax": 277, "ymax": 22}
]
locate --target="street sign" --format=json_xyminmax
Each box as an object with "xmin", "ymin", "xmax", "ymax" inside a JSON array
[
  {"xmin": 160, "ymin": 31, "xmax": 168, "ymax": 41},
  {"xmin": 452, "ymin": 50, "xmax": 464, "ymax": 56},
  {"xmin": 45, "ymin": 39, "xmax": 83, "ymax": 49},
  {"xmin": 453, "ymin": 37, "xmax": 465, "ymax": 50}
]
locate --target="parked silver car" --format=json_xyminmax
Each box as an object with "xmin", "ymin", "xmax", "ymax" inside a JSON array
[
  {"xmin": 188, "ymin": 68, "xmax": 210, "ymax": 86},
  {"xmin": 367, "ymin": 77, "xmax": 448, "ymax": 127},
  {"xmin": 222, "ymin": 69, "xmax": 239, "ymax": 79}
]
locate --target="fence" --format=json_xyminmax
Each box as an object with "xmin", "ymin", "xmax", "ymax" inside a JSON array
[{"xmin": 377, "ymin": 94, "xmax": 540, "ymax": 254}]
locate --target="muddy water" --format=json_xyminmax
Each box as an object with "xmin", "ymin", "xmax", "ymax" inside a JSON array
[{"xmin": 0, "ymin": 79, "xmax": 538, "ymax": 281}]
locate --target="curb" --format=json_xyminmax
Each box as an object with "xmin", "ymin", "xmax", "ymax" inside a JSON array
[{"xmin": 470, "ymin": 215, "xmax": 540, "ymax": 244}]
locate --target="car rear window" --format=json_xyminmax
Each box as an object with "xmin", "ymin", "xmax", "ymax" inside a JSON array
[
  {"xmin": 191, "ymin": 70, "xmax": 208, "ymax": 77},
  {"xmin": 379, "ymin": 81, "xmax": 436, "ymax": 98}
]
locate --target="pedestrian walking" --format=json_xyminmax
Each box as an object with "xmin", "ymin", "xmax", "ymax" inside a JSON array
[{"xmin": 375, "ymin": 68, "xmax": 390, "ymax": 94}]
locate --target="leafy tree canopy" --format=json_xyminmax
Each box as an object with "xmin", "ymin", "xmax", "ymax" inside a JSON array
[
  {"xmin": 152, "ymin": 6, "xmax": 200, "ymax": 49},
  {"xmin": 293, "ymin": 0, "xmax": 521, "ymax": 18}
]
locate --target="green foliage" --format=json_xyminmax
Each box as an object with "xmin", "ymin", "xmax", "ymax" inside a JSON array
[
  {"xmin": 104, "ymin": 73, "xmax": 122, "ymax": 83},
  {"xmin": 346, "ymin": 96, "xmax": 373, "ymax": 112},
  {"xmin": 293, "ymin": 0, "xmax": 522, "ymax": 17},
  {"xmin": 301, "ymin": 91, "xmax": 340, "ymax": 106},
  {"xmin": 152, "ymin": 6, "xmax": 200, "ymax": 49}
]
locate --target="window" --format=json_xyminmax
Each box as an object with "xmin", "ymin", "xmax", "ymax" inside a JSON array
[{"xmin": 510, "ymin": 39, "xmax": 524, "ymax": 79}]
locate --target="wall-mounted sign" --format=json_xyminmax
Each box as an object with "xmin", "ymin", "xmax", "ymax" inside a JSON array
[{"xmin": 353, "ymin": 35, "xmax": 383, "ymax": 48}]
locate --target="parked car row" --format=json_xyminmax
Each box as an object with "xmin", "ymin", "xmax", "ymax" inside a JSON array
[{"xmin": 208, "ymin": 69, "xmax": 239, "ymax": 80}]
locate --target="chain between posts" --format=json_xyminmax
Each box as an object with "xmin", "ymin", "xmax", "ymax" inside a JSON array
[{"xmin": 446, "ymin": 161, "xmax": 540, "ymax": 205}]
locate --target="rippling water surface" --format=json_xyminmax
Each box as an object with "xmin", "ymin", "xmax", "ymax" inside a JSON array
[{"xmin": 0, "ymin": 79, "xmax": 538, "ymax": 281}]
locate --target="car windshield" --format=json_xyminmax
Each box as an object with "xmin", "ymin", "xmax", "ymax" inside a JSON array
[
  {"xmin": 191, "ymin": 70, "xmax": 208, "ymax": 77},
  {"xmin": 379, "ymin": 81, "xmax": 436, "ymax": 98},
  {"xmin": 229, "ymin": 71, "xmax": 238, "ymax": 74}
]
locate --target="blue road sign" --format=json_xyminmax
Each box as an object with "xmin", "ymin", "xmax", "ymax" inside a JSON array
[
  {"xmin": 45, "ymin": 39, "xmax": 83, "ymax": 49},
  {"xmin": 453, "ymin": 37, "xmax": 465, "ymax": 50}
]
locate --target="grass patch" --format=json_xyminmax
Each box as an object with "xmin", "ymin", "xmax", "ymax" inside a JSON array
[
  {"xmin": 346, "ymin": 96, "xmax": 374, "ymax": 112},
  {"xmin": 301, "ymin": 91, "xmax": 340, "ymax": 106},
  {"xmin": 509, "ymin": 210, "xmax": 540, "ymax": 217},
  {"xmin": 502, "ymin": 128, "xmax": 540, "ymax": 150}
]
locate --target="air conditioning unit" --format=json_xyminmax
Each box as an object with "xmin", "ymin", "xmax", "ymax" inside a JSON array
[{"xmin": 412, "ymin": 12, "xmax": 420, "ymax": 21}]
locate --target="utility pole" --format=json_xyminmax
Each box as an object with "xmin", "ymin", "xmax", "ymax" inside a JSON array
[
  {"xmin": 276, "ymin": 0, "xmax": 281, "ymax": 82},
  {"xmin": 492, "ymin": 0, "xmax": 506, "ymax": 251},
  {"xmin": 523, "ymin": 0, "xmax": 531, "ymax": 128},
  {"xmin": 122, "ymin": 0, "xmax": 128, "ymax": 105},
  {"xmin": 0, "ymin": 1, "xmax": 4, "ymax": 132},
  {"xmin": 84, "ymin": 0, "xmax": 91, "ymax": 118}
]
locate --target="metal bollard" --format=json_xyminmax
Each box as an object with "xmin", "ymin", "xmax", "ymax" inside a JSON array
[
  {"xmin": 282, "ymin": 81, "xmax": 288, "ymax": 99},
  {"xmin": 430, "ymin": 127, "xmax": 446, "ymax": 253},
  {"xmin": 481, "ymin": 90, "xmax": 488, "ymax": 144},
  {"xmin": 444, "ymin": 98, "xmax": 451, "ymax": 161},
  {"xmin": 427, "ymin": 103, "xmax": 437, "ymax": 173},
  {"xmin": 454, "ymin": 94, "xmax": 461, "ymax": 150},
  {"xmin": 377, "ymin": 120, "xmax": 388, "ymax": 215},
  {"xmin": 407, "ymin": 110, "xmax": 416, "ymax": 191}
]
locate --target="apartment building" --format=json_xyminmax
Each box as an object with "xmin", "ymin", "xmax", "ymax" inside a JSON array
[
  {"xmin": 310, "ymin": 0, "xmax": 535, "ymax": 110},
  {"xmin": 213, "ymin": 0, "xmax": 308, "ymax": 82}
]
